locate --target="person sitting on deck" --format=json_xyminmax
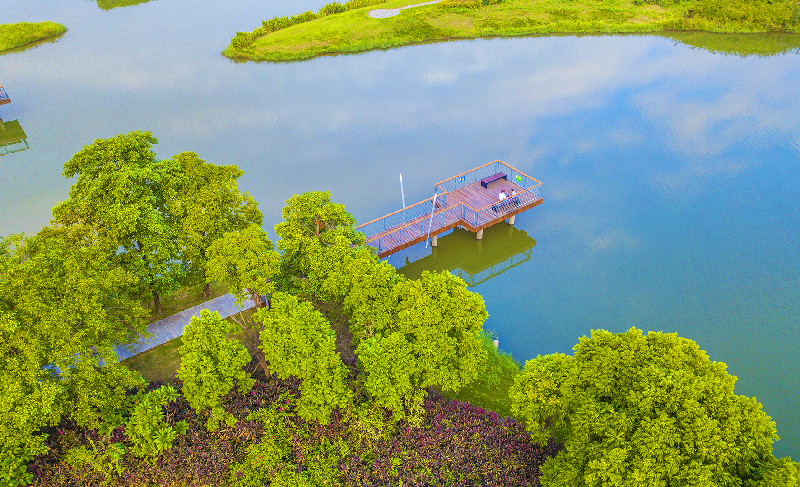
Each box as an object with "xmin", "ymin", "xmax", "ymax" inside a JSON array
[{"xmin": 498, "ymin": 190, "xmax": 507, "ymax": 201}]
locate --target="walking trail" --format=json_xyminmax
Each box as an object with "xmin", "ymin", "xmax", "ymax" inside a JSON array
[
  {"xmin": 114, "ymin": 294, "xmax": 255, "ymax": 360},
  {"xmin": 368, "ymin": 0, "xmax": 441, "ymax": 18}
]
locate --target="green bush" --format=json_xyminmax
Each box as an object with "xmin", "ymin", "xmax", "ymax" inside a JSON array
[
  {"xmin": 320, "ymin": 1, "xmax": 348, "ymax": 15},
  {"xmin": 686, "ymin": 0, "xmax": 800, "ymax": 30},
  {"xmin": 438, "ymin": 0, "xmax": 482, "ymax": 9}
]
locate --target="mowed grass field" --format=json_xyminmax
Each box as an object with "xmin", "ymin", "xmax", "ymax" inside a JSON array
[{"xmin": 223, "ymin": 0, "xmax": 800, "ymax": 61}]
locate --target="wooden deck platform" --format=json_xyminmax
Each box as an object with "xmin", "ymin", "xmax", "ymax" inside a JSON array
[
  {"xmin": 0, "ymin": 85, "xmax": 9, "ymax": 106},
  {"xmin": 357, "ymin": 160, "xmax": 543, "ymax": 258}
]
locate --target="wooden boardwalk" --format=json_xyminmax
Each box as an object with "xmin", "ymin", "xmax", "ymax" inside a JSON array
[
  {"xmin": 358, "ymin": 161, "xmax": 543, "ymax": 258},
  {"xmin": 114, "ymin": 293, "xmax": 255, "ymax": 360},
  {"xmin": 0, "ymin": 85, "xmax": 9, "ymax": 105}
]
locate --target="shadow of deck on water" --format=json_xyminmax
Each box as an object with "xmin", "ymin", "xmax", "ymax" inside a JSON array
[{"xmin": 398, "ymin": 224, "xmax": 537, "ymax": 287}]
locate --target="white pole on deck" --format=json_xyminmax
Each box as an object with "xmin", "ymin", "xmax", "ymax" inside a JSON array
[
  {"xmin": 400, "ymin": 173, "xmax": 406, "ymax": 208},
  {"xmin": 425, "ymin": 192, "xmax": 438, "ymax": 248}
]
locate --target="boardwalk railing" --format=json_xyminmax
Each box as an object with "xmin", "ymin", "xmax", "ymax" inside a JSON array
[
  {"xmin": 0, "ymin": 86, "xmax": 9, "ymax": 105},
  {"xmin": 436, "ymin": 160, "xmax": 541, "ymax": 193},
  {"xmin": 357, "ymin": 161, "xmax": 542, "ymax": 256},
  {"xmin": 357, "ymin": 190, "xmax": 446, "ymax": 241}
]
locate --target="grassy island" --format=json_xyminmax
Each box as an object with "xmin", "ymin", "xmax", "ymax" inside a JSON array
[
  {"xmin": 223, "ymin": 0, "xmax": 800, "ymax": 61},
  {"xmin": 0, "ymin": 22, "xmax": 67, "ymax": 54}
]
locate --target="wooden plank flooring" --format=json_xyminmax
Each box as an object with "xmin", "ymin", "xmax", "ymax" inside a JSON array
[{"xmin": 365, "ymin": 178, "xmax": 541, "ymax": 258}]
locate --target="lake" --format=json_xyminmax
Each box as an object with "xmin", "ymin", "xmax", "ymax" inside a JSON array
[{"xmin": 2, "ymin": 0, "xmax": 798, "ymax": 458}]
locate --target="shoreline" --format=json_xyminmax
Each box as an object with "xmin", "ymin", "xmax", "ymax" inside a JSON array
[
  {"xmin": 222, "ymin": 0, "xmax": 800, "ymax": 61},
  {"xmin": 0, "ymin": 21, "xmax": 68, "ymax": 55}
]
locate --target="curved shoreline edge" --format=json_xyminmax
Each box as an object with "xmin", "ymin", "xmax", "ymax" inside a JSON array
[
  {"xmin": 222, "ymin": 0, "xmax": 800, "ymax": 62},
  {"xmin": 0, "ymin": 21, "xmax": 68, "ymax": 55}
]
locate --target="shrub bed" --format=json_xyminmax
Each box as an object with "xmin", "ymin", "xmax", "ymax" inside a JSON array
[{"xmin": 29, "ymin": 361, "xmax": 561, "ymax": 486}]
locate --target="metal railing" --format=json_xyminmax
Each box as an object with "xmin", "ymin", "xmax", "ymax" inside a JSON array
[
  {"xmin": 0, "ymin": 87, "xmax": 9, "ymax": 103},
  {"xmin": 357, "ymin": 189, "xmax": 447, "ymax": 241},
  {"xmin": 358, "ymin": 161, "xmax": 542, "ymax": 255}
]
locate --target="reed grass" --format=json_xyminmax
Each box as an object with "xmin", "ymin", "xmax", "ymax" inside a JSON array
[
  {"xmin": 0, "ymin": 22, "xmax": 67, "ymax": 54},
  {"xmin": 222, "ymin": 0, "xmax": 800, "ymax": 61}
]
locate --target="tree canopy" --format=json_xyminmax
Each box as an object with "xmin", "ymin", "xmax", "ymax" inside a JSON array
[
  {"xmin": 177, "ymin": 310, "xmax": 254, "ymax": 431},
  {"xmin": 171, "ymin": 152, "xmax": 262, "ymax": 297},
  {"xmin": 356, "ymin": 270, "xmax": 487, "ymax": 420},
  {"xmin": 254, "ymin": 293, "xmax": 352, "ymax": 424},
  {"xmin": 51, "ymin": 131, "xmax": 184, "ymax": 314},
  {"xmin": 0, "ymin": 227, "xmax": 148, "ymax": 486},
  {"xmin": 509, "ymin": 327, "xmax": 787, "ymax": 487},
  {"xmin": 274, "ymin": 191, "xmax": 364, "ymax": 284}
]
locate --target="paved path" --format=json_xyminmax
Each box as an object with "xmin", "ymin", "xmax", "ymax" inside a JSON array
[
  {"xmin": 115, "ymin": 294, "xmax": 255, "ymax": 360},
  {"xmin": 368, "ymin": 0, "xmax": 441, "ymax": 18}
]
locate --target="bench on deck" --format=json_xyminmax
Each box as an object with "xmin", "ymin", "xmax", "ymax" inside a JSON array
[{"xmin": 480, "ymin": 172, "xmax": 507, "ymax": 188}]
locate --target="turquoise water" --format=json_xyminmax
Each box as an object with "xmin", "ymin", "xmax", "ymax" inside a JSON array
[{"xmin": 2, "ymin": 0, "xmax": 798, "ymax": 457}]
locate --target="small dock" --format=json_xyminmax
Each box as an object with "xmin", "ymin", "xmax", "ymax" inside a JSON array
[
  {"xmin": 357, "ymin": 160, "xmax": 543, "ymax": 258},
  {"xmin": 0, "ymin": 85, "xmax": 9, "ymax": 105}
]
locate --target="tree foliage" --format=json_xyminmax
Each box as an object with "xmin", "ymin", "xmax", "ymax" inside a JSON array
[
  {"xmin": 171, "ymin": 152, "xmax": 262, "ymax": 297},
  {"xmin": 0, "ymin": 228, "xmax": 148, "ymax": 486},
  {"xmin": 255, "ymin": 293, "xmax": 352, "ymax": 424},
  {"xmin": 356, "ymin": 271, "xmax": 488, "ymax": 420},
  {"xmin": 206, "ymin": 224, "xmax": 281, "ymax": 377},
  {"xmin": 177, "ymin": 310, "xmax": 254, "ymax": 431},
  {"xmin": 274, "ymin": 191, "xmax": 364, "ymax": 284},
  {"xmin": 51, "ymin": 131, "xmax": 185, "ymax": 314},
  {"xmin": 510, "ymin": 327, "xmax": 783, "ymax": 487},
  {"xmin": 206, "ymin": 224, "xmax": 280, "ymax": 309}
]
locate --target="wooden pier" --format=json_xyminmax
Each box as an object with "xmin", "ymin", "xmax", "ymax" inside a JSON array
[
  {"xmin": 357, "ymin": 160, "xmax": 543, "ymax": 258},
  {"xmin": 0, "ymin": 85, "xmax": 9, "ymax": 106}
]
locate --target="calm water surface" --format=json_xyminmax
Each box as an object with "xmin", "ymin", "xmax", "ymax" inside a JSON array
[{"xmin": 2, "ymin": 0, "xmax": 799, "ymax": 458}]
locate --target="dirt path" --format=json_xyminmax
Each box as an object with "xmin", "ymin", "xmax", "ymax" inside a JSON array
[{"xmin": 367, "ymin": 0, "xmax": 441, "ymax": 18}]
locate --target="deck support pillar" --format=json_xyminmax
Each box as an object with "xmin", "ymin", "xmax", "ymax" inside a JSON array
[
  {"xmin": 431, "ymin": 234, "xmax": 438, "ymax": 247},
  {"xmin": 476, "ymin": 229, "xmax": 484, "ymax": 240},
  {"xmin": 508, "ymin": 215, "xmax": 515, "ymax": 225}
]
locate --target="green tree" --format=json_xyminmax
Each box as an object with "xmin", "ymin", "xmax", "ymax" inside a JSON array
[
  {"xmin": 171, "ymin": 152, "xmax": 262, "ymax": 298},
  {"xmin": 510, "ymin": 327, "xmax": 783, "ymax": 487},
  {"xmin": 254, "ymin": 293, "xmax": 352, "ymax": 424},
  {"xmin": 274, "ymin": 191, "xmax": 364, "ymax": 285},
  {"xmin": 51, "ymin": 131, "xmax": 184, "ymax": 314},
  {"xmin": 0, "ymin": 227, "xmax": 148, "ymax": 486},
  {"xmin": 177, "ymin": 309, "xmax": 255, "ymax": 431},
  {"xmin": 206, "ymin": 224, "xmax": 280, "ymax": 377},
  {"xmin": 357, "ymin": 271, "xmax": 488, "ymax": 420}
]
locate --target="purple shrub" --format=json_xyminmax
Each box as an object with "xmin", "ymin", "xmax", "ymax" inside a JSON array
[{"xmin": 32, "ymin": 364, "xmax": 561, "ymax": 486}]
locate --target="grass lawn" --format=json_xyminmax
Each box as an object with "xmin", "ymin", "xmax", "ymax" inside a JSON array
[
  {"xmin": 0, "ymin": 22, "xmax": 67, "ymax": 54},
  {"xmin": 440, "ymin": 364, "xmax": 520, "ymax": 419},
  {"xmin": 223, "ymin": 0, "xmax": 800, "ymax": 61}
]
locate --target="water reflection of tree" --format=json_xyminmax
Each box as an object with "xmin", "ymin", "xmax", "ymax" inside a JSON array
[
  {"xmin": 398, "ymin": 225, "xmax": 536, "ymax": 287},
  {"xmin": 661, "ymin": 32, "xmax": 800, "ymax": 57},
  {"xmin": 96, "ymin": 0, "xmax": 156, "ymax": 10}
]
